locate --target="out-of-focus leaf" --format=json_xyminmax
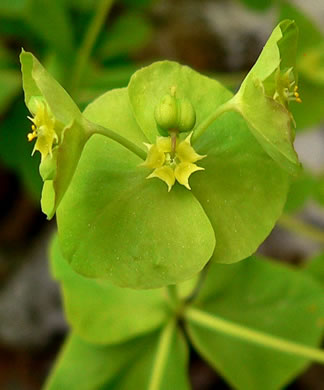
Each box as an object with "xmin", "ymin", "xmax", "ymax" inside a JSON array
[
  {"xmin": 0, "ymin": 44, "xmax": 17, "ymax": 68},
  {"xmin": 63, "ymin": 0, "xmax": 97, "ymax": 11},
  {"xmin": 0, "ymin": 99, "xmax": 42, "ymax": 199},
  {"xmin": 77, "ymin": 63, "xmax": 137, "ymax": 107},
  {"xmin": 279, "ymin": 1, "xmax": 324, "ymax": 129},
  {"xmin": 24, "ymin": 0, "xmax": 74, "ymax": 55},
  {"xmin": 0, "ymin": 70, "xmax": 21, "ymax": 115},
  {"xmin": 98, "ymin": 12, "xmax": 153, "ymax": 60},
  {"xmin": 121, "ymin": 0, "xmax": 156, "ymax": 9},
  {"xmin": 186, "ymin": 256, "xmax": 324, "ymax": 390},
  {"xmin": 113, "ymin": 324, "xmax": 190, "ymax": 390},
  {"xmin": 0, "ymin": 19, "xmax": 32, "ymax": 40},
  {"xmin": 313, "ymin": 174, "xmax": 324, "ymax": 208},
  {"xmin": 239, "ymin": 0, "xmax": 273, "ymax": 11},
  {"xmin": 284, "ymin": 170, "xmax": 315, "ymax": 213},
  {"xmin": 304, "ymin": 253, "xmax": 324, "ymax": 289},
  {"xmin": 44, "ymin": 332, "xmax": 153, "ymax": 390},
  {"xmin": 0, "ymin": 0, "xmax": 26, "ymax": 17}
]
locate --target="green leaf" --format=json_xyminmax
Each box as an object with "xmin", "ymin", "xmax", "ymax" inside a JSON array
[
  {"xmin": 233, "ymin": 20, "xmax": 300, "ymax": 175},
  {"xmin": 191, "ymin": 111, "xmax": 290, "ymax": 264},
  {"xmin": 113, "ymin": 322, "xmax": 190, "ymax": 390},
  {"xmin": 44, "ymin": 332, "xmax": 153, "ymax": 390},
  {"xmin": 45, "ymin": 325, "xmax": 189, "ymax": 390},
  {"xmin": 304, "ymin": 253, "xmax": 324, "ymax": 289},
  {"xmin": 20, "ymin": 51, "xmax": 89, "ymax": 218},
  {"xmin": 50, "ymin": 234, "xmax": 169, "ymax": 344},
  {"xmin": 279, "ymin": 2, "xmax": 324, "ymax": 130},
  {"xmin": 186, "ymin": 256, "xmax": 324, "ymax": 390}
]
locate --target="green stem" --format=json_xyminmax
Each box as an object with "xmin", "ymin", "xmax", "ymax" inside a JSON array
[
  {"xmin": 278, "ymin": 214, "xmax": 324, "ymax": 245},
  {"xmin": 70, "ymin": 0, "xmax": 114, "ymax": 94},
  {"xmin": 167, "ymin": 284, "xmax": 179, "ymax": 307},
  {"xmin": 191, "ymin": 100, "xmax": 236, "ymax": 143},
  {"xmin": 186, "ymin": 308, "xmax": 324, "ymax": 364},
  {"xmin": 86, "ymin": 121, "xmax": 146, "ymax": 160},
  {"xmin": 148, "ymin": 319, "xmax": 176, "ymax": 390}
]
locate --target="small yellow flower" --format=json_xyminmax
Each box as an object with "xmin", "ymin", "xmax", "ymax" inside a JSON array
[
  {"xmin": 273, "ymin": 68, "xmax": 302, "ymax": 107},
  {"xmin": 141, "ymin": 132, "xmax": 205, "ymax": 191},
  {"xmin": 27, "ymin": 100, "xmax": 58, "ymax": 161}
]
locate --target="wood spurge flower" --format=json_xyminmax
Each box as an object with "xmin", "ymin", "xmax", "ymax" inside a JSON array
[
  {"xmin": 273, "ymin": 67, "xmax": 302, "ymax": 107},
  {"xmin": 27, "ymin": 99, "xmax": 58, "ymax": 161},
  {"xmin": 142, "ymin": 133, "xmax": 205, "ymax": 191}
]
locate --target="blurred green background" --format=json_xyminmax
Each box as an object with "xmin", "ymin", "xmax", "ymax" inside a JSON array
[{"xmin": 0, "ymin": 0, "xmax": 323, "ymax": 389}]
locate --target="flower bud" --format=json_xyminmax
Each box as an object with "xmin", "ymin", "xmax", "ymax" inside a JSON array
[
  {"xmin": 177, "ymin": 98, "xmax": 196, "ymax": 133},
  {"xmin": 154, "ymin": 88, "xmax": 196, "ymax": 135}
]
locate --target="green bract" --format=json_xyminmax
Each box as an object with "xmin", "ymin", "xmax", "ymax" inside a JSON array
[
  {"xmin": 230, "ymin": 20, "xmax": 301, "ymax": 175},
  {"xmin": 21, "ymin": 21, "xmax": 300, "ymax": 289},
  {"xmin": 279, "ymin": 2, "xmax": 324, "ymax": 130},
  {"xmin": 50, "ymin": 235, "xmax": 169, "ymax": 344}
]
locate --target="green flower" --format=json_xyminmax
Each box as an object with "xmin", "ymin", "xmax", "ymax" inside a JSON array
[
  {"xmin": 20, "ymin": 49, "xmax": 89, "ymax": 219},
  {"xmin": 228, "ymin": 20, "xmax": 301, "ymax": 175},
  {"xmin": 27, "ymin": 98, "xmax": 58, "ymax": 161},
  {"xmin": 142, "ymin": 133, "xmax": 205, "ymax": 191}
]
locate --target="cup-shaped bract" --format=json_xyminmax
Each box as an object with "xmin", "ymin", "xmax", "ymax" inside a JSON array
[
  {"xmin": 20, "ymin": 50, "xmax": 90, "ymax": 219},
  {"xmin": 231, "ymin": 20, "xmax": 301, "ymax": 175},
  {"xmin": 56, "ymin": 56, "xmax": 291, "ymax": 289},
  {"xmin": 20, "ymin": 21, "xmax": 299, "ymax": 289}
]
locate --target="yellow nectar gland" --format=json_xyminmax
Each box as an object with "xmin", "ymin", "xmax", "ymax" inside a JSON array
[
  {"xmin": 27, "ymin": 100, "xmax": 58, "ymax": 161},
  {"xmin": 27, "ymin": 124, "xmax": 37, "ymax": 141},
  {"xmin": 285, "ymin": 83, "xmax": 302, "ymax": 104},
  {"xmin": 141, "ymin": 132, "xmax": 206, "ymax": 191},
  {"xmin": 293, "ymin": 85, "xmax": 302, "ymax": 104}
]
